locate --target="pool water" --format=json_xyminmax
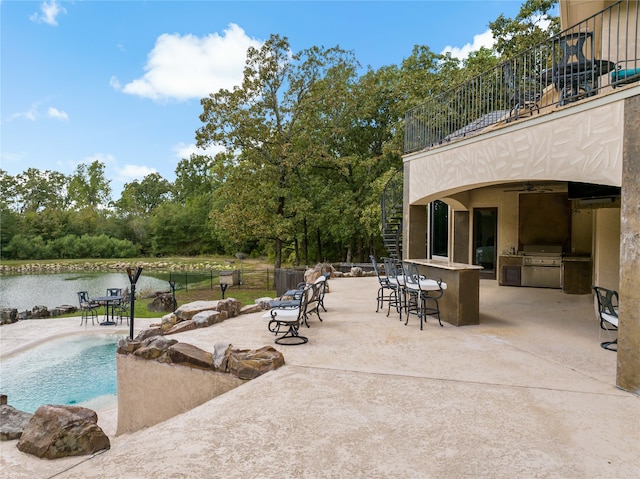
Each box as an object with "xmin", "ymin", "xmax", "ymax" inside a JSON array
[{"xmin": 0, "ymin": 334, "xmax": 124, "ymax": 413}]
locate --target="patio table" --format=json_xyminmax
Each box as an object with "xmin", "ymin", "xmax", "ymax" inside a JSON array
[{"xmin": 92, "ymin": 295, "xmax": 124, "ymax": 326}]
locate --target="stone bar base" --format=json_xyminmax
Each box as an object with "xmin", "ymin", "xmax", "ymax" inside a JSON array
[{"xmin": 409, "ymin": 259, "xmax": 482, "ymax": 326}]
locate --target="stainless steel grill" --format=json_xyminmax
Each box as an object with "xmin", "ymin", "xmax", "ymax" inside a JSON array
[{"xmin": 521, "ymin": 245, "xmax": 563, "ymax": 288}]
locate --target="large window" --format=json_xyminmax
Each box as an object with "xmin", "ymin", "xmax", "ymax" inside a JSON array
[{"xmin": 430, "ymin": 200, "xmax": 449, "ymax": 257}]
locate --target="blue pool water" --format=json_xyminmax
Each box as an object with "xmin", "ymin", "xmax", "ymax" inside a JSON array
[{"xmin": 0, "ymin": 334, "xmax": 124, "ymax": 413}]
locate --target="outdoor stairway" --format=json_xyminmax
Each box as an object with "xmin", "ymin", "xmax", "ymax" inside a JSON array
[{"xmin": 381, "ymin": 171, "xmax": 403, "ymax": 259}]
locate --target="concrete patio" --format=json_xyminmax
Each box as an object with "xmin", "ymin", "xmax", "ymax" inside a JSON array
[{"xmin": 1, "ymin": 276, "xmax": 638, "ymax": 478}]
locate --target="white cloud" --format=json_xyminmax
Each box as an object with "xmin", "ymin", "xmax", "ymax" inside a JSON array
[
  {"xmin": 114, "ymin": 23, "xmax": 262, "ymax": 101},
  {"xmin": 30, "ymin": 0, "xmax": 67, "ymax": 26},
  {"xmin": 442, "ymin": 29, "xmax": 496, "ymax": 60},
  {"xmin": 173, "ymin": 142, "xmax": 224, "ymax": 160},
  {"xmin": 47, "ymin": 107, "xmax": 69, "ymax": 121},
  {"xmin": 115, "ymin": 164, "xmax": 157, "ymax": 183},
  {"xmin": 11, "ymin": 106, "xmax": 38, "ymax": 122}
]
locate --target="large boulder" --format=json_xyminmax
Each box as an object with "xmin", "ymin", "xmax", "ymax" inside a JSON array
[
  {"xmin": 0, "ymin": 308, "xmax": 18, "ymax": 325},
  {"xmin": 228, "ymin": 346, "xmax": 285, "ymax": 380},
  {"xmin": 168, "ymin": 342, "xmax": 213, "ymax": 370},
  {"xmin": 174, "ymin": 301, "xmax": 219, "ymax": 321},
  {"xmin": 16, "ymin": 405, "xmax": 110, "ymax": 459},
  {"xmin": 147, "ymin": 293, "xmax": 176, "ymax": 313},
  {"xmin": 0, "ymin": 404, "xmax": 33, "ymax": 441}
]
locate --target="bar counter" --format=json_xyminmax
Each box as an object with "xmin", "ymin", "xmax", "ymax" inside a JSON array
[{"xmin": 406, "ymin": 259, "xmax": 483, "ymax": 326}]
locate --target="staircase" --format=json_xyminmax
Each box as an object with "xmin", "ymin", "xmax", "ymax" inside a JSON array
[{"xmin": 381, "ymin": 171, "xmax": 403, "ymax": 259}]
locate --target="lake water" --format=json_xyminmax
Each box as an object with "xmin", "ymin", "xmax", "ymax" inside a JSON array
[
  {"xmin": 0, "ymin": 272, "xmax": 169, "ymax": 311},
  {"xmin": 0, "ymin": 334, "xmax": 124, "ymax": 413}
]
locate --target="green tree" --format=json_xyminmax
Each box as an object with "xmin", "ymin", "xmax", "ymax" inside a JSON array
[
  {"xmin": 197, "ymin": 34, "xmax": 360, "ymax": 268},
  {"xmin": 68, "ymin": 160, "xmax": 112, "ymax": 210},
  {"xmin": 12, "ymin": 168, "xmax": 69, "ymax": 213},
  {"xmin": 490, "ymin": 0, "xmax": 560, "ymax": 57}
]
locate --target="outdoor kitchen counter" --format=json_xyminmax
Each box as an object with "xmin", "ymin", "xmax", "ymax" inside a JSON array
[{"xmin": 406, "ymin": 259, "xmax": 483, "ymax": 326}]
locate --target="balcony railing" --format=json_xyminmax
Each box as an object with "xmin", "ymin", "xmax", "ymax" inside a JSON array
[{"xmin": 404, "ymin": 0, "xmax": 639, "ymax": 154}]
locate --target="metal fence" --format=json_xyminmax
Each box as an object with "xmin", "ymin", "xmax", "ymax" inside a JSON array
[{"xmin": 405, "ymin": 0, "xmax": 639, "ymax": 154}]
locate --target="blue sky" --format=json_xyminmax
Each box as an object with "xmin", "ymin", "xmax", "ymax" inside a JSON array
[{"xmin": 1, "ymin": 0, "xmax": 524, "ymax": 198}]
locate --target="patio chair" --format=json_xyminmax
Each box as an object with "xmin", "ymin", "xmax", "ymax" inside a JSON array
[
  {"xmin": 402, "ymin": 263, "xmax": 446, "ymax": 330},
  {"xmin": 370, "ymin": 255, "xmax": 394, "ymax": 313},
  {"xmin": 77, "ymin": 291, "xmax": 99, "ymax": 326},
  {"xmin": 502, "ymin": 61, "xmax": 540, "ymax": 121},
  {"xmin": 263, "ymin": 285, "xmax": 312, "ymax": 345},
  {"xmin": 593, "ymin": 286, "xmax": 619, "ymax": 351},
  {"xmin": 382, "ymin": 257, "xmax": 403, "ymax": 320},
  {"xmin": 306, "ymin": 276, "xmax": 326, "ymax": 324}
]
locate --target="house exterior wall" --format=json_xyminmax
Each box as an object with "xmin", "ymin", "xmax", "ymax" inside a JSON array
[{"xmin": 404, "ymin": 95, "xmax": 628, "ymax": 206}]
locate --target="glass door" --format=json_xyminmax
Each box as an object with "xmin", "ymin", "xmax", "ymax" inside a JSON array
[{"xmin": 473, "ymin": 207, "xmax": 497, "ymax": 279}]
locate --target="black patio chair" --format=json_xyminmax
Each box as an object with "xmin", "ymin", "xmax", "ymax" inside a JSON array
[
  {"xmin": 77, "ymin": 291, "xmax": 99, "ymax": 326},
  {"xmin": 371, "ymin": 255, "xmax": 395, "ymax": 313},
  {"xmin": 593, "ymin": 286, "xmax": 619, "ymax": 351}
]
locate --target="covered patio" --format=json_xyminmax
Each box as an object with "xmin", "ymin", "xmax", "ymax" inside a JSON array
[{"xmin": 2, "ymin": 276, "xmax": 638, "ymax": 478}]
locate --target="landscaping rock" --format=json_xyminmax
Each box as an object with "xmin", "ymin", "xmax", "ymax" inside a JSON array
[
  {"xmin": 0, "ymin": 308, "xmax": 18, "ymax": 325},
  {"xmin": 241, "ymin": 303, "xmax": 263, "ymax": 314},
  {"xmin": 134, "ymin": 327, "xmax": 164, "ymax": 341},
  {"xmin": 147, "ymin": 293, "xmax": 176, "ymax": 313},
  {"xmin": 228, "ymin": 346, "xmax": 285, "ymax": 380},
  {"xmin": 164, "ymin": 319, "xmax": 198, "ymax": 335},
  {"xmin": 174, "ymin": 301, "xmax": 219, "ymax": 321},
  {"xmin": 16, "ymin": 405, "xmax": 110, "ymax": 459},
  {"xmin": 192, "ymin": 310, "xmax": 223, "ymax": 327},
  {"xmin": 168, "ymin": 342, "xmax": 213, "ymax": 370},
  {"xmin": 0, "ymin": 405, "xmax": 33, "ymax": 441}
]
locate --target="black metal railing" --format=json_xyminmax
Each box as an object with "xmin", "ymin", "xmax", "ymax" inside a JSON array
[{"xmin": 405, "ymin": 0, "xmax": 639, "ymax": 154}]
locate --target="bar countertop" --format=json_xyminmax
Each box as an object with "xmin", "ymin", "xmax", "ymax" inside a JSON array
[{"xmin": 406, "ymin": 258, "xmax": 484, "ymax": 271}]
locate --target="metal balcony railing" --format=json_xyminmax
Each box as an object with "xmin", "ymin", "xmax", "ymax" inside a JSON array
[{"xmin": 404, "ymin": 0, "xmax": 639, "ymax": 154}]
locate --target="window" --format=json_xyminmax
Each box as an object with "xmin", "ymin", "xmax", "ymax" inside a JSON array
[{"xmin": 430, "ymin": 200, "xmax": 449, "ymax": 257}]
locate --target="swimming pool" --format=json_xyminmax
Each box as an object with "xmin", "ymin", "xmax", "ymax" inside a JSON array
[{"xmin": 0, "ymin": 334, "xmax": 125, "ymax": 413}]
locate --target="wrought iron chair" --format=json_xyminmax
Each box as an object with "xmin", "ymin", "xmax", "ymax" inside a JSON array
[
  {"xmin": 77, "ymin": 291, "xmax": 99, "ymax": 326},
  {"xmin": 593, "ymin": 286, "xmax": 619, "ymax": 351},
  {"xmin": 264, "ymin": 285, "xmax": 312, "ymax": 345},
  {"xmin": 402, "ymin": 263, "xmax": 446, "ymax": 330},
  {"xmin": 502, "ymin": 61, "xmax": 540, "ymax": 121},
  {"xmin": 382, "ymin": 257, "xmax": 403, "ymax": 320},
  {"xmin": 370, "ymin": 255, "xmax": 394, "ymax": 313}
]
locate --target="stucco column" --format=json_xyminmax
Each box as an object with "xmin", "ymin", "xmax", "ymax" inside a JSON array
[
  {"xmin": 406, "ymin": 204, "xmax": 427, "ymax": 259},
  {"xmin": 618, "ymin": 94, "xmax": 640, "ymax": 395}
]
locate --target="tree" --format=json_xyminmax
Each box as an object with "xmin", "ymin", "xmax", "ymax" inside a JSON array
[
  {"xmin": 197, "ymin": 34, "xmax": 360, "ymax": 268},
  {"xmin": 68, "ymin": 160, "xmax": 112, "ymax": 210},
  {"xmin": 12, "ymin": 168, "xmax": 69, "ymax": 214},
  {"xmin": 490, "ymin": 0, "xmax": 560, "ymax": 57}
]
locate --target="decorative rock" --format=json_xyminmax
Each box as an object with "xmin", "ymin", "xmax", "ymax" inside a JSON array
[
  {"xmin": 117, "ymin": 337, "xmax": 141, "ymax": 354},
  {"xmin": 350, "ymin": 266, "xmax": 363, "ymax": 277},
  {"xmin": 0, "ymin": 308, "xmax": 18, "ymax": 325},
  {"xmin": 241, "ymin": 303, "xmax": 263, "ymax": 314},
  {"xmin": 133, "ymin": 336, "xmax": 178, "ymax": 360},
  {"xmin": 228, "ymin": 346, "xmax": 285, "ymax": 380},
  {"xmin": 160, "ymin": 313, "xmax": 178, "ymax": 332},
  {"xmin": 16, "ymin": 405, "xmax": 110, "ymax": 459},
  {"xmin": 174, "ymin": 301, "xmax": 219, "ymax": 321},
  {"xmin": 134, "ymin": 327, "xmax": 164, "ymax": 341},
  {"xmin": 192, "ymin": 310, "xmax": 222, "ymax": 327},
  {"xmin": 30, "ymin": 305, "xmax": 50, "ymax": 319},
  {"xmin": 168, "ymin": 342, "xmax": 213, "ymax": 370},
  {"xmin": 216, "ymin": 298, "xmax": 242, "ymax": 318},
  {"xmin": 0, "ymin": 405, "xmax": 33, "ymax": 441},
  {"xmin": 255, "ymin": 297, "xmax": 273, "ymax": 310},
  {"xmin": 147, "ymin": 293, "xmax": 176, "ymax": 313},
  {"xmin": 212, "ymin": 342, "xmax": 231, "ymax": 371},
  {"xmin": 164, "ymin": 320, "xmax": 198, "ymax": 335}
]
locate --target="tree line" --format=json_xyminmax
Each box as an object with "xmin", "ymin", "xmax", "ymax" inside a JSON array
[{"xmin": 0, "ymin": 1, "xmax": 558, "ymax": 267}]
